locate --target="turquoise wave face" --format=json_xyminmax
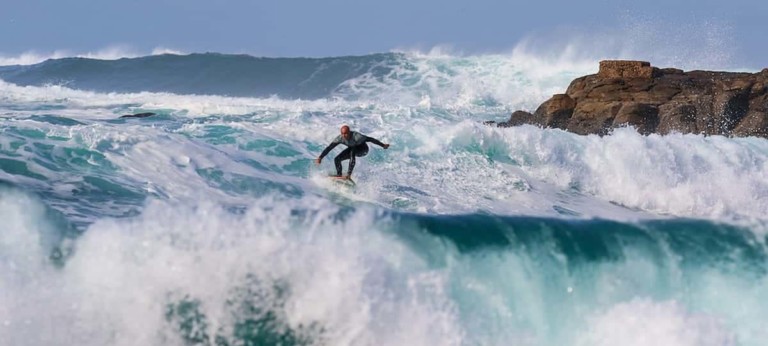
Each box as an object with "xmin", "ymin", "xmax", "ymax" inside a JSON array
[
  {"xmin": 109, "ymin": 213, "xmax": 768, "ymax": 346},
  {"xmin": 2, "ymin": 190, "xmax": 766, "ymax": 346},
  {"xmin": 396, "ymin": 212, "xmax": 768, "ymax": 345}
]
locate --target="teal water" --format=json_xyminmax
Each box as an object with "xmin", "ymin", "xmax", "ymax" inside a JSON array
[{"xmin": 1, "ymin": 52, "xmax": 767, "ymax": 345}]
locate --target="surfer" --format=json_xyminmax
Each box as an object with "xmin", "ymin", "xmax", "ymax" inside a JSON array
[{"xmin": 315, "ymin": 125, "xmax": 390, "ymax": 179}]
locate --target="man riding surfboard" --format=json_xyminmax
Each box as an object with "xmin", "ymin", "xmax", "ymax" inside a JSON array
[{"xmin": 315, "ymin": 125, "xmax": 390, "ymax": 179}]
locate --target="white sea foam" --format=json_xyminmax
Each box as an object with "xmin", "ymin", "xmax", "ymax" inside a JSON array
[
  {"xmin": 0, "ymin": 193, "xmax": 465, "ymax": 346},
  {"xmin": 3, "ymin": 191, "xmax": 767, "ymax": 345},
  {"xmin": 337, "ymin": 50, "xmax": 596, "ymax": 110},
  {"xmin": 578, "ymin": 299, "xmax": 736, "ymax": 346},
  {"xmin": 2, "ymin": 75, "xmax": 768, "ymax": 223}
]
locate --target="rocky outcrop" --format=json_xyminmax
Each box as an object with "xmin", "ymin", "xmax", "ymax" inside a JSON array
[
  {"xmin": 491, "ymin": 60, "xmax": 768, "ymax": 137},
  {"xmin": 598, "ymin": 60, "xmax": 655, "ymax": 79}
]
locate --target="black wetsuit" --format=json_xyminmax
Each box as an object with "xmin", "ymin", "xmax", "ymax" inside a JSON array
[{"xmin": 319, "ymin": 131, "xmax": 387, "ymax": 176}]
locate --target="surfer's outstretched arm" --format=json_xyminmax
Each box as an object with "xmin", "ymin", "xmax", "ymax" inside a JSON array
[
  {"xmin": 365, "ymin": 136, "xmax": 390, "ymax": 149},
  {"xmin": 316, "ymin": 142, "xmax": 340, "ymax": 164}
]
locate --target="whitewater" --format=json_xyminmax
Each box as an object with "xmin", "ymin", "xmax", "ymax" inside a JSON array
[{"xmin": 1, "ymin": 51, "xmax": 767, "ymax": 346}]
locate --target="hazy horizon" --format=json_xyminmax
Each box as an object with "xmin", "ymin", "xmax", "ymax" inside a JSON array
[{"xmin": 2, "ymin": 0, "xmax": 767, "ymax": 69}]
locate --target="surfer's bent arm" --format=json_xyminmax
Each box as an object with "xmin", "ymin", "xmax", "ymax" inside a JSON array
[
  {"xmin": 318, "ymin": 142, "xmax": 340, "ymax": 160},
  {"xmin": 364, "ymin": 136, "xmax": 388, "ymax": 148}
]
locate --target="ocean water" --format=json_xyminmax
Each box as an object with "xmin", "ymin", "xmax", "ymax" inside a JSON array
[{"xmin": 1, "ymin": 52, "xmax": 767, "ymax": 346}]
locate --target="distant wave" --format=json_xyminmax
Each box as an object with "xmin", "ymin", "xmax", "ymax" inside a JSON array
[
  {"xmin": 0, "ymin": 47, "xmax": 184, "ymax": 66},
  {"xmin": 0, "ymin": 52, "xmax": 594, "ymax": 106},
  {"xmin": 0, "ymin": 53, "xmax": 403, "ymax": 100}
]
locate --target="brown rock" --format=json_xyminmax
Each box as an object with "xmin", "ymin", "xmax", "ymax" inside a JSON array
[
  {"xmin": 733, "ymin": 93, "xmax": 768, "ymax": 136},
  {"xmin": 647, "ymin": 80, "xmax": 683, "ymax": 101},
  {"xmin": 533, "ymin": 94, "xmax": 576, "ymax": 129},
  {"xmin": 565, "ymin": 76, "xmax": 590, "ymax": 98},
  {"xmin": 731, "ymin": 111, "xmax": 768, "ymax": 137},
  {"xmin": 657, "ymin": 104, "xmax": 699, "ymax": 134},
  {"xmin": 712, "ymin": 88, "xmax": 750, "ymax": 133},
  {"xmin": 493, "ymin": 60, "xmax": 768, "ymax": 138},
  {"xmin": 598, "ymin": 60, "xmax": 654, "ymax": 79},
  {"xmin": 497, "ymin": 110, "xmax": 534, "ymax": 127},
  {"xmin": 660, "ymin": 68, "xmax": 684, "ymax": 75},
  {"xmin": 613, "ymin": 103, "xmax": 660, "ymax": 135},
  {"xmin": 568, "ymin": 102, "xmax": 622, "ymax": 135},
  {"xmin": 547, "ymin": 94, "xmax": 576, "ymax": 112},
  {"xmin": 587, "ymin": 81, "xmax": 631, "ymax": 101}
]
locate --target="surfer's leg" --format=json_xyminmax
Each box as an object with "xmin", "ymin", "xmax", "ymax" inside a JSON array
[
  {"xmin": 348, "ymin": 150, "xmax": 356, "ymax": 175},
  {"xmin": 347, "ymin": 144, "xmax": 368, "ymax": 176},
  {"xmin": 334, "ymin": 148, "xmax": 353, "ymax": 176}
]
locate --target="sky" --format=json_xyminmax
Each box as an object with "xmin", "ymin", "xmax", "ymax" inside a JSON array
[{"xmin": 1, "ymin": 0, "xmax": 767, "ymax": 68}]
